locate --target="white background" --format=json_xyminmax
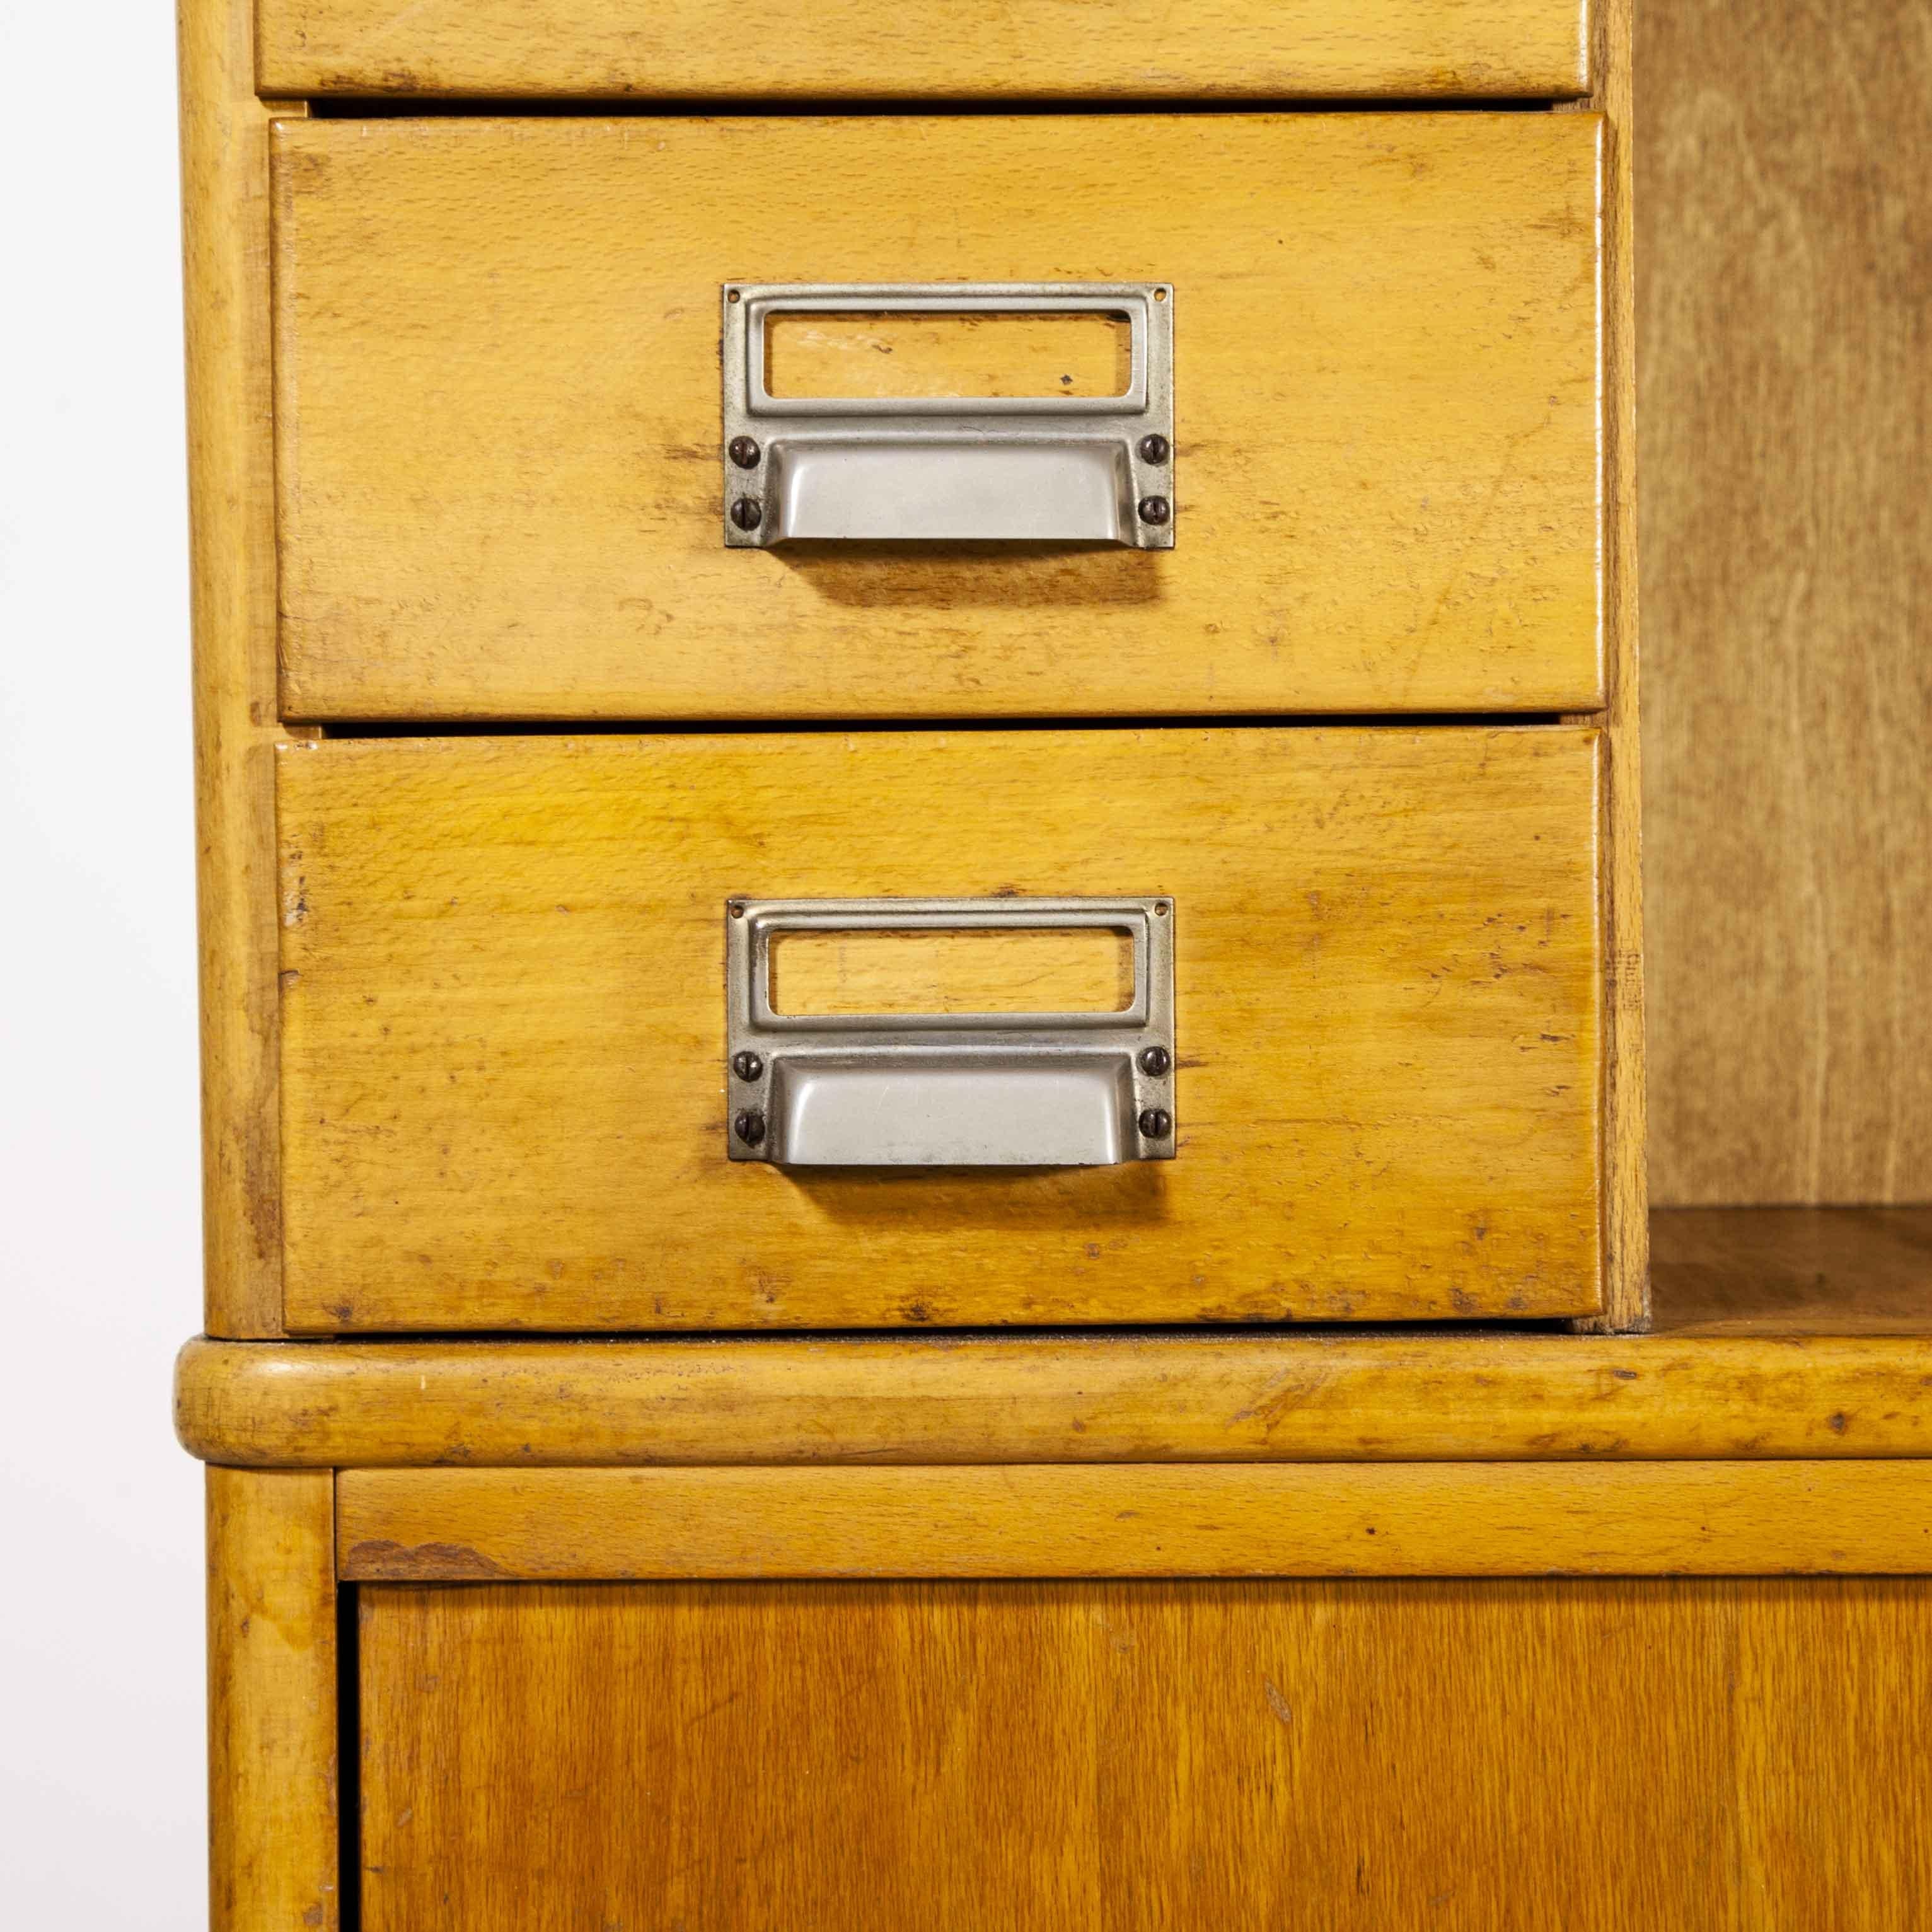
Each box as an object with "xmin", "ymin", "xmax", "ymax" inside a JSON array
[{"xmin": 1, "ymin": 4, "xmax": 208, "ymax": 1923}]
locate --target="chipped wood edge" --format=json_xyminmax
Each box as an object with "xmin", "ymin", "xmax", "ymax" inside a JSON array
[
  {"xmin": 1568, "ymin": 0, "xmax": 1648, "ymax": 1331},
  {"xmin": 175, "ymin": 1332, "xmax": 1932, "ymax": 1469},
  {"xmin": 180, "ymin": 0, "xmax": 308, "ymax": 1336},
  {"xmin": 333, "ymin": 1462, "xmax": 1932, "ymax": 1581},
  {"xmin": 208, "ymin": 1468, "xmax": 340, "ymax": 1931}
]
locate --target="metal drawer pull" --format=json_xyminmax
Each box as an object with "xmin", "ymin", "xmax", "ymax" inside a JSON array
[
  {"xmin": 720, "ymin": 284, "xmax": 1175, "ymax": 548},
  {"xmin": 725, "ymin": 898, "xmax": 1177, "ymax": 1167}
]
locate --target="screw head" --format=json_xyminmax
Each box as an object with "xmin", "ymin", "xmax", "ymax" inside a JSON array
[
  {"xmin": 732, "ymin": 1051, "xmax": 765, "ymax": 1082},
  {"xmin": 1137, "ymin": 495, "xmax": 1171, "ymax": 526},
  {"xmin": 730, "ymin": 495, "xmax": 764, "ymax": 532},
  {"xmin": 734, "ymin": 1108, "xmax": 767, "ymax": 1147},
  {"xmin": 1138, "ymin": 1045, "xmax": 1172, "ymax": 1077},
  {"xmin": 1138, "ymin": 1108, "xmax": 1172, "ymax": 1140},
  {"xmin": 728, "ymin": 436, "xmax": 761, "ymax": 470},
  {"xmin": 1138, "ymin": 434, "xmax": 1171, "ymax": 465}
]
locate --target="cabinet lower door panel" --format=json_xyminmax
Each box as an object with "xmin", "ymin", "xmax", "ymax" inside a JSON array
[{"xmin": 357, "ymin": 1579, "xmax": 1931, "ymax": 1929}]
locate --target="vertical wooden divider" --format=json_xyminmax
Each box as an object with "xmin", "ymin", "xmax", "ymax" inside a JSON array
[{"xmin": 1570, "ymin": 0, "xmax": 1648, "ymax": 1331}]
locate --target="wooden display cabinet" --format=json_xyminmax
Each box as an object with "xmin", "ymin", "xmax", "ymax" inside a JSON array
[{"xmin": 178, "ymin": 0, "xmax": 1931, "ymax": 1923}]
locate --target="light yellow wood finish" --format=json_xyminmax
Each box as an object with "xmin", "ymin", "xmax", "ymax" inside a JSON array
[
  {"xmin": 207, "ymin": 1469, "xmax": 337, "ymax": 1932},
  {"xmin": 765, "ymin": 310, "xmax": 1132, "ymax": 401},
  {"xmin": 337, "ymin": 1462, "xmax": 1932, "ymax": 1580},
  {"xmin": 1576, "ymin": 0, "xmax": 1646, "ymax": 1331},
  {"xmin": 278, "ymin": 728, "xmax": 1604, "ymax": 1331},
  {"xmin": 258, "ymin": 0, "xmax": 1593, "ymax": 100},
  {"xmin": 177, "ymin": 1326, "xmax": 1932, "ymax": 1474},
  {"xmin": 179, "ymin": 0, "xmax": 305, "ymax": 1335},
  {"xmin": 1641, "ymin": 0, "xmax": 1932, "ymax": 1206},
  {"xmin": 770, "ymin": 925, "xmax": 1134, "ymax": 1016},
  {"xmin": 272, "ymin": 114, "xmax": 1605, "ymax": 720},
  {"xmin": 356, "ymin": 1578, "xmax": 1932, "ymax": 1932}
]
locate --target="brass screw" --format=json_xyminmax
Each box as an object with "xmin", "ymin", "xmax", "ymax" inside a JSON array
[
  {"xmin": 732, "ymin": 1051, "xmax": 765, "ymax": 1081},
  {"xmin": 1138, "ymin": 1108, "xmax": 1172, "ymax": 1139},
  {"xmin": 729, "ymin": 436, "xmax": 761, "ymax": 469},
  {"xmin": 1138, "ymin": 1046, "xmax": 1171, "ymax": 1076},
  {"xmin": 1138, "ymin": 495, "xmax": 1171, "ymax": 526},
  {"xmin": 1138, "ymin": 434, "xmax": 1170, "ymax": 464},
  {"xmin": 730, "ymin": 496, "xmax": 764, "ymax": 531},
  {"xmin": 734, "ymin": 1109, "xmax": 767, "ymax": 1147}
]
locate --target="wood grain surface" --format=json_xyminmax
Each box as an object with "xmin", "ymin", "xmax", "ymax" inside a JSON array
[
  {"xmin": 179, "ymin": 0, "xmax": 304, "ymax": 1335},
  {"xmin": 334, "ymin": 1461, "xmax": 1932, "ymax": 1580},
  {"xmin": 178, "ymin": 1309, "xmax": 1932, "ymax": 1473},
  {"xmin": 272, "ymin": 113, "xmax": 1605, "ymax": 720},
  {"xmin": 768, "ymin": 925, "xmax": 1134, "ymax": 1015},
  {"xmin": 257, "ymin": 0, "xmax": 1593, "ymax": 100},
  {"xmin": 354, "ymin": 1577, "xmax": 1932, "ymax": 1931},
  {"xmin": 1640, "ymin": 0, "xmax": 1932, "ymax": 1205},
  {"xmin": 277, "ymin": 727, "xmax": 1604, "ymax": 1331},
  {"xmin": 206, "ymin": 1469, "xmax": 338, "ymax": 1932},
  {"xmin": 1653, "ymin": 1205, "xmax": 1932, "ymax": 1334},
  {"xmin": 1578, "ymin": 0, "xmax": 1647, "ymax": 1331},
  {"xmin": 765, "ymin": 310, "xmax": 1132, "ymax": 400}
]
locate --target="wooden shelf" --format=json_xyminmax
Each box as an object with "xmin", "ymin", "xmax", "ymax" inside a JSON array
[
  {"xmin": 176, "ymin": 1207, "xmax": 1932, "ymax": 1471},
  {"xmin": 1651, "ymin": 1206, "xmax": 1932, "ymax": 1334}
]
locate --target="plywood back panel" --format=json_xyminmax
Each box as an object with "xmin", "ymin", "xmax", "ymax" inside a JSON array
[{"xmin": 1639, "ymin": 1, "xmax": 1932, "ymax": 1205}]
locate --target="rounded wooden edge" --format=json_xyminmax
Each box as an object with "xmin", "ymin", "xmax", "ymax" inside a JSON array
[{"xmin": 175, "ymin": 1331, "xmax": 1932, "ymax": 1469}]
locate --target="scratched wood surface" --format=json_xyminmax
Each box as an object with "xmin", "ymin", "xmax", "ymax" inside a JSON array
[
  {"xmin": 1639, "ymin": 0, "xmax": 1932, "ymax": 1205},
  {"xmin": 1578, "ymin": 0, "xmax": 1646, "ymax": 1331},
  {"xmin": 180, "ymin": 0, "xmax": 305, "ymax": 1336},
  {"xmin": 277, "ymin": 727, "xmax": 1604, "ymax": 1331},
  {"xmin": 335, "ymin": 1461, "xmax": 1932, "ymax": 1580},
  {"xmin": 765, "ymin": 311, "xmax": 1133, "ymax": 400},
  {"xmin": 175, "ymin": 1199, "xmax": 1932, "ymax": 1462},
  {"xmin": 206, "ymin": 1469, "xmax": 337, "ymax": 1932},
  {"xmin": 257, "ymin": 0, "xmax": 1593, "ymax": 99},
  {"xmin": 355, "ymin": 1577, "xmax": 1932, "ymax": 1930},
  {"xmin": 272, "ymin": 113, "xmax": 1605, "ymax": 720}
]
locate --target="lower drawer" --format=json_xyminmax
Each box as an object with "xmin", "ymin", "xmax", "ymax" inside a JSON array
[{"xmin": 277, "ymin": 727, "xmax": 1602, "ymax": 1330}]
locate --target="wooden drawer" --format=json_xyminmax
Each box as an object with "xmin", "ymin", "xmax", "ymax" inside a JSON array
[
  {"xmin": 258, "ymin": 2, "xmax": 1594, "ymax": 101},
  {"xmin": 277, "ymin": 726, "xmax": 1602, "ymax": 1332},
  {"xmin": 272, "ymin": 114, "xmax": 1605, "ymax": 723}
]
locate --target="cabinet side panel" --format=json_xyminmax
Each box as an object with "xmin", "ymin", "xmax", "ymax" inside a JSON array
[{"xmin": 180, "ymin": 0, "xmax": 302, "ymax": 1334}]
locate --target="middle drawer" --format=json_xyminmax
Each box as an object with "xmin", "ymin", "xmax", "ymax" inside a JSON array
[{"xmin": 272, "ymin": 113, "xmax": 1604, "ymax": 722}]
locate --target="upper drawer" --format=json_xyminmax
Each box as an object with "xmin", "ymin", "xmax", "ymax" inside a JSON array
[
  {"xmin": 257, "ymin": 3, "xmax": 1593, "ymax": 101},
  {"xmin": 272, "ymin": 114, "xmax": 1605, "ymax": 721}
]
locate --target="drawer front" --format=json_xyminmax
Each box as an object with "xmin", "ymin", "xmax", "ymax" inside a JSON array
[
  {"xmin": 272, "ymin": 115, "xmax": 1604, "ymax": 722},
  {"xmin": 277, "ymin": 727, "xmax": 1602, "ymax": 1331},
  {"xmin": 260, "ymin": 2, "xmax": 1593, "ymax": 101}
]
